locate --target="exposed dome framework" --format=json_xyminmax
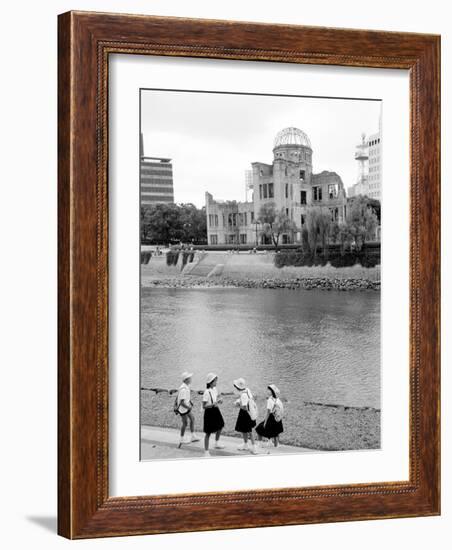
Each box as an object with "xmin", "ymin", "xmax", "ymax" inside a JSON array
[{"xmin": 273, "ymin": 127, "xmax": 312, "ymax": 149}]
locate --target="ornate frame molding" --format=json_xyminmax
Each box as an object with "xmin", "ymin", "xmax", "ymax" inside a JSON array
[{"xmin": 58, "ymin": 11, "xmax": 440, "ymax": 538}]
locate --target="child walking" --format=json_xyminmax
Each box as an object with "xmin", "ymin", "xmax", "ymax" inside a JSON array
[
  {"xmin": 255, "ymin": 384, "xmax": 284, "ymax": 452},
  {"xmin": 233, "ymin": 378, "xmax": 258, "ymax": 454},
  {"xmin": 202, "ymin": 373, "xmax": 225, "ymax": 457},
  {"xmin": 176, "ymin": 371, "xmax": 200, "ymax": 448}
]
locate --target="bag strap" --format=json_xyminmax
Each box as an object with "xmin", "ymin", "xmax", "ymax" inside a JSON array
[
  {"xmin": 245, "ymin": 389, "xmax": 253, "ymax": 410},
  {"xmin": 272, "ymin": 398, "xmax": 282, "ymax": 415}
]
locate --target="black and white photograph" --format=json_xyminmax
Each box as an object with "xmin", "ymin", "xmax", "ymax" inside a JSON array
[
  {"xmin": 139, "ymin": 89, "xmax": 382, "ymax": 461},
  {"xmin": 1, "ymin": 0, "xmax": 446, "ymax": 545}
]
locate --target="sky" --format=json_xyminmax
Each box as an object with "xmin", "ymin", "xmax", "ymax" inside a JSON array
[{"xmin": 141, "ymin": 89, "xmax": 381, "ymax": 208}]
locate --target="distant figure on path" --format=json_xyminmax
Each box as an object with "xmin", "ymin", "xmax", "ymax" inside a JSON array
[
  {"xmin": 202, "ymin": 373, "xmax": 225, "ymax": 457},
  {"xmin": 233, "ymin": 378, "xmax": 258, "ymax": 454},
  {"xmin": 255, "ymin": 384, "xmax": 284, "ymax": 451},
  {"xmin": 175, "ymin": 371, "xmax": 200, "ymax": 447}
]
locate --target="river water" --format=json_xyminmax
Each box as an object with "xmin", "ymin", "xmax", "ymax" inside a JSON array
[{"xmin": 141, "ymin": 287, "xmax": 380, "ymax": 409}]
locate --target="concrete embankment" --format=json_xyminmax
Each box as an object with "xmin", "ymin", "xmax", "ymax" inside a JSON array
[
  {"xmin": 141, "ymin": 252, "xmax": 380, "ymax": 290},
  {"xmin": 141, "ymin": 390, "xmax": 380, "ymax": 451}
]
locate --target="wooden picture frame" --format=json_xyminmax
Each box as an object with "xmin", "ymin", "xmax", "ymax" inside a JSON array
[{"xmin": 58, "ymin": 11, "xmax": 440, "ymax": 539}]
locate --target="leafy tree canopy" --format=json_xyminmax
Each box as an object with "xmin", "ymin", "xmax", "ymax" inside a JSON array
[
  {"xmin": 258, "ymin": 202, "xmax": 296, "ymax": 248},
  {"xmin": 141, "ymin": 203, "xmax": 207, "ymax": 245}
]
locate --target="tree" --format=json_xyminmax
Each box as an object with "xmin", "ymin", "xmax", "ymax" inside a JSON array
[
  {"xmin": 329, "ymin": 221, "xmax": 340, "ymax": 244},
  {"xmin": 367, "ymin": 197, "xmax": 381, "ymax": 223},
  {"xmin": 140, "ymin": 206, "xmax": 153, "ymax": 243},
  {"xmin": 149, "ymin": 203, "xmax": 184, "ymax": 244},
  {"xmin": 140, "ymin": 203, "xmax": 208, "ymax": 245},
  {"xmin": 318, "ymin": 208, "xmax": 332, "ymax": 256},
  {"xmin": 306, "ymin": 206, "xmax": 331, "ymax": 258},
  {"xmin": 301, "ymin": 227, "xmax": 310, "ymax": 254},
  {"xmin": 346, "ymin": 196, "xmax": 379, "ymax": 250},
  {"xmin": 362, "ymin": 207, "xmax": 378, "ymax": 243},
  {"xmin": 337, "ymin": 222, "xmax": 353, "ymax": 255},
  {"xmin": 258, "ymin": 202, "xmax": 296, "ymax": 248},
  {"xmin": 179, "ymin": 203, "xmax": 207, "ymax": 244}
]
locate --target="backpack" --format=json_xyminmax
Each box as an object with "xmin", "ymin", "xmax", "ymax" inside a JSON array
[
  {"xmin": 272, "ymin": 398, "xmax": 284, "ymax": 422},
  {"xmin": 246, "ymin": 389, "xmax": 258, "ymax": 421}
]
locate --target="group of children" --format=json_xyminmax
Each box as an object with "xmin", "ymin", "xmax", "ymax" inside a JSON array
[{"xmin": 174, "ymin": 371, "xmax": 284, "ymax": 457}]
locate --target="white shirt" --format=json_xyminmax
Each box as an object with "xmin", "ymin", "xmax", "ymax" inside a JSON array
[
  {"xmin": 267, "ymin": 396, "xmax": 282, "ymax": 410},
  {"xmin": 177, "ymin": 382, "xmax": 191, "ymax": 413},
  {"xmin": 238, "ymin": 388, "xmax": 252, "ymax": 407},
  {"xmin": 202, "ymin": 387, "xmax": 218, "ymax": 405}
]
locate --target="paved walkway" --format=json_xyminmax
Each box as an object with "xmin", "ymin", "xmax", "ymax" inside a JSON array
[{"xmin": 141, "ymin": 425, "xmax": 314, "ymax": 460}]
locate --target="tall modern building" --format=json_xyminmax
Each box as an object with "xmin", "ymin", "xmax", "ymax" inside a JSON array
[
  {"xmin": 367, "ymin": 130, "xmax": 381, "ymax": 200},
  {"xmin": 348, "ymin": 126, "xmax": 381, "ymax": 201},
  {"xmin": 206, "ymin": 127, "xmax": 347, "ymax": 246},
  {"xmin": 140, "ymin": 133, "xmax": 174, "ymax": 205}
]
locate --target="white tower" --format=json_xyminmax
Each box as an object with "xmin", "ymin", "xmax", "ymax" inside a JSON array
[
  {"xmin": 355, "ymin": 133, "xmax": 369, "ymax": 182},
  {"xmin": 350, "ymin": 133, "xmax": 369, "ymax": 196},
  {"xmin": 244, "ymin": 169, "xmax": 253, "ymax": 202}
]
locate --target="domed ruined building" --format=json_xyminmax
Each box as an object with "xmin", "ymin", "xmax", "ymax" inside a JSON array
[{"xmin": 205, "ymin": 127, "xmax": 347, "ymax": 246}]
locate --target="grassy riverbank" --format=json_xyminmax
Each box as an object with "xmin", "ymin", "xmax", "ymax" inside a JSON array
[{"xmin": 141, "ymin": 390, "xmax": 380, "ymax": 451}]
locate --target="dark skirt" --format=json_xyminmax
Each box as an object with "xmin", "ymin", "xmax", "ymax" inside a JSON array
[
  {"xmin": 255, "ymin": 413, "xmax": 284, "ymax": 439},
  {"xmin": 203, "ymin": 406, "xmax": 225, "ymax": 434},
  {"xmin": 235, "ymin": 408, "xmax": 256, "ymax": 433}
]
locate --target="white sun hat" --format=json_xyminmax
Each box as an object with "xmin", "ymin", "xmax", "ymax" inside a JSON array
[
  {"xmin": 181, "ymin": 371, "xmax": 193, "ymax": 382},
  {"xmin": 206, "ymin": 372, "xmax": 218, "ymax": 385},
  {"xmin": 233, "ymin": 378, "xmax": 246, "ymax": 391}
]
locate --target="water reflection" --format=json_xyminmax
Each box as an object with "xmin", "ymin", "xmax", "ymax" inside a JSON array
[{"xmin": 141, "ymin": 288, "xmax": 380, "ymax": 408}]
